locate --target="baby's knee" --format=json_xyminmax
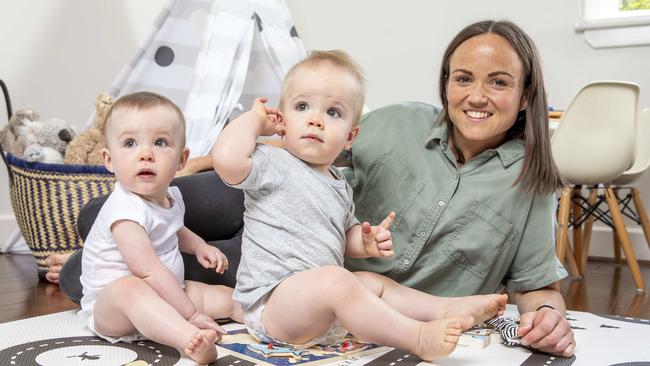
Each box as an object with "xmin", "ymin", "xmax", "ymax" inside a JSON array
[{"xmin": 317, "ymin": 266, "xmax": 361, "ymax": 296}]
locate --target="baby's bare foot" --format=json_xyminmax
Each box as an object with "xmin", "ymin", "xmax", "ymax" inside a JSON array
[
  {"xmin": 415, "ymin": 316, "xmax": 473, "ymax": 361},
  {"xmin": 444, "ymin": 294, "xmax": 507, "ymax": 324},
  {"xmin": 184, "ymin": 329, "xmax": 218, "ymax": 364}
]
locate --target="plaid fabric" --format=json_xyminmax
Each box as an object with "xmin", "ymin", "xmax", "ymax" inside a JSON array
[
  {"xmin": 103, "ymin": 0, "xmax": 305, "ymax": 158},
  {"xmin": 6, "ymin": 153, "xmax": 114, "ymax": 274}
]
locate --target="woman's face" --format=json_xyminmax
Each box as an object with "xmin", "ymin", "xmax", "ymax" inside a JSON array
[{"xmin": 446, "ymin": 33, "xmax": 527, "ymax": 153}]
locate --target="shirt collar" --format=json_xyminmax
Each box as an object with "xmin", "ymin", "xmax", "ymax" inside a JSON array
[{"xmin": 425, "ymin": 120, "xmax": 525, "ymax": 168}]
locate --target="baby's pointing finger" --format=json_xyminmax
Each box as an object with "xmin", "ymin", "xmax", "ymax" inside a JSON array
[
  {"xmin": 361, "ymin": 222, "xmax": 373, "ymax": 235},
  {"xmin": 380, "ymin": 212, "xmax": 396, "ymax": 229}
]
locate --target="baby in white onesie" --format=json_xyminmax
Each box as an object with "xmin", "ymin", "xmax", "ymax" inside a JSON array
[{"xmin": 78, "ymin": 91, "xmax": 242, "ymax": 365}]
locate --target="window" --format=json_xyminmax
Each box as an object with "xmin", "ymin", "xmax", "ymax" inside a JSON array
[{"xmin": 577, "ymin": 0, "xmax": 650, "ymax": 48}]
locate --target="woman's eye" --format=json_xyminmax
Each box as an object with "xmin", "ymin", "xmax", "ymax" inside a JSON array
[
  {"xmin": 124, "ymin": 139, "xmax": 136, "ymax": 148},
  {"xmin": 491, "ymin": 79, "xmax": 508, "ymax": 87},
  {"xmin": 154, "ymin": 138, "xmax": 168, "ymax": 147},
  {"xmin": 327, "ymin": 108, "xmax": 341, "ymax": 118},
  {"xmin": 296, "ymin": 102, "xmax": 308, "ymax": 112},
  {"xmin": 456, "ymin": 75, "xmax": 471, "ymax": 84}
]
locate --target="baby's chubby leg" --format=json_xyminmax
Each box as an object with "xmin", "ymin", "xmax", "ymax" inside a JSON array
[
  {"xmin": 185, "ymin": 281, "xmax": 244, "ymax": 323},
  {"xmin": 262, "ymin": 266, "xmax": 472, "ymax": 361},
  {"xmin": 354, "ymin": 271, "xmax": 507, "ymax": 324},
  {"xmin": 93, "ymin": 276, "xmax": 219, "ymax": 364}
]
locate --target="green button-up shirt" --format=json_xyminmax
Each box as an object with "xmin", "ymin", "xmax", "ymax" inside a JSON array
[{"xmin": 343, "ymin": 102, "xmax": 567, "ymax": 296}]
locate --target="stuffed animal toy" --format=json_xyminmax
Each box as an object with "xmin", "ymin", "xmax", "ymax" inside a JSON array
[
  {"xmin": 17, "ymin": 118, "xmax": 76, "ymax": 164},
  {"xmin": 0, "ymin": 107, "xmax": 41, "ymax": 155},
  {"xmin": 64, "ymin": 93, "xmax": 114, "ymax": 165}
]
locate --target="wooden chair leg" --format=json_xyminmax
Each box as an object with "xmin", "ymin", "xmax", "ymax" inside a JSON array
[
  {"xmin": 580, "ymin": 188, "xmax": 597, "ymax": 273},
  {"xmin": 613, "ymin": 228, "xmax": 622, "ymax": 265},
  {"xmin": 605, "ymin": 187, "xmax": 645, "ymax": 293},
  {"xmin": 556, "ymin": 187, "xmax": 572, "ymax": 263},
  {"xmin": 631, "ymin": 188, "xmax": 650, "ymax": 249},
  {"xmin": 572, "ymin": 187, "xmax": 584, "ymax": 272}
]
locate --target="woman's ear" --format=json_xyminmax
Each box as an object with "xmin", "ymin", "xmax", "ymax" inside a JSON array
[{"xmin": 519, "ymin": 94, "xmax": 528, "ymax": 111}]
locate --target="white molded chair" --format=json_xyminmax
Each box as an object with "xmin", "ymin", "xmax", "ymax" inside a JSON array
[
  {"xmin": 551, "ymin": 81, "xmax": 645, "ymax": 292},
  {"xmin": 586, "ymin": 108, "xmax": 650, "ymax": 274}
]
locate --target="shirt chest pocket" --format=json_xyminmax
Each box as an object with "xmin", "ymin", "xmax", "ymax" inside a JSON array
[
  {"xmin": 443, "ymin": 201, "xmax": 517, "ymax": 279},
  {"xmin": 356, "ymin": 153, "xmax": 424, "ymax": 230}
]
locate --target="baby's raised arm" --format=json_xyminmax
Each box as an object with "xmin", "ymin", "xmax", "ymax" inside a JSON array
[
  {"xmin": 211, "ymin": 97, "xmax": 283, "ymax": 185},
  {"xmin": 345, "ymin": 211, "xmax": 396, "ymax": 258}
]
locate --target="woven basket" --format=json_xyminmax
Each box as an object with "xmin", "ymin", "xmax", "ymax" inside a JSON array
[{"xmin": 1, "ymin": 80, "xmax": 115, "ymax": 275}]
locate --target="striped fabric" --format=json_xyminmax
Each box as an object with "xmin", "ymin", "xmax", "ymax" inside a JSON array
[
  {"xmin": 486, "ymin": 316, "xmax": 522, "ymax": 346},
  {"xmin": 6, "ymin": 153, "xmax": 114, "ymax": 274}
]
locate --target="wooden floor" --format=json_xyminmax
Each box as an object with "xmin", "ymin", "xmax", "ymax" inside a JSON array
[{"xmin": 1, "ymin": 253, "xmax": 650, "ymax": 324}]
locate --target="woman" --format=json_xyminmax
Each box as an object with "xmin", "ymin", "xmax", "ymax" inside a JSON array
[{"xmin": 342, "ymin": 20, "xmax": 574, "ymax": 356}]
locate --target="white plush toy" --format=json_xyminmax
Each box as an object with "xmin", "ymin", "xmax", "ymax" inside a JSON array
[{"xmin": 15, "ymin": 118, "xmax": 76, "ymax": 164}]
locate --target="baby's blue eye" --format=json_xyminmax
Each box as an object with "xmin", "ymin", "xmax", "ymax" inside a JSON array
[
  {"xmin": 154, "ymin": 138, "xmax": 168, "ymax": 147},
  {"xmin": 327, "ymin": 108, "xmax": 341, "ymax": 118},
  {"xmin": 296, "ymin": 102, "xmax": 309, "ymax": 112},
  {"xmin": 124, "ymin": 139, "xmax": 136, "ymax": 148}
]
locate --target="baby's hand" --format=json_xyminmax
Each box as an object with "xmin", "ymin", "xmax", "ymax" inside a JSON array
[
  {"xmin": 196, "ymin": 244, "xmax": 229, "ymax": 274},
  {"xmin": 361, "ymin": 211, "xmax": 396, "ymax": 257},
  {"xmin": 188, "ymin": 311, "xmax": 227, "ymax": 335},
  {"xmin": 251, "ymin": 97, "xmax": 284, "ymax": 136}
]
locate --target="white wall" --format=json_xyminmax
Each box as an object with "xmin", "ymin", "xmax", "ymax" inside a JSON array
[{"xmin": 1, "ymin": 0, "xmax": 649, "ymax": 259}]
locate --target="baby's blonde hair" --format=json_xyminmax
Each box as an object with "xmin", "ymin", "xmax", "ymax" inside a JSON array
[
  {"xmin": 280, "ymin": 50, "xmax": 366, "ymax": 123},
  {"xmin": 103, "ymin": 91, "xmax": 186, "ymax": 146}
]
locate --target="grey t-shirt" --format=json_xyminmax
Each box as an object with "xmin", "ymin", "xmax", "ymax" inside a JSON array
[{"xmin": 230, "ymin": 144, "xmax": 358, "ymax": 311}]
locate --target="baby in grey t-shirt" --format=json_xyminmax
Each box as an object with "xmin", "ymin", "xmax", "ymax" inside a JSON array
[{"xmin": 212, "ymin": 50, "xmax": 507, "ymax": 361}]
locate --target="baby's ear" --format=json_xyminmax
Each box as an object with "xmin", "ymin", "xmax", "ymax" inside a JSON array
[
  {"xmin": 178, "ymin": 147, "xmax": 190, "ymax": 171},
  {"xmin": 344, "ymin": 126, "xmax": 359, "ymax": 150},
  {"xmin": 275, "ymin": 111, "xmax": 286, "ymax": 136},
  {"xmin": 101, "ymin": 148, "xmax": 114, "ymax": 172}
]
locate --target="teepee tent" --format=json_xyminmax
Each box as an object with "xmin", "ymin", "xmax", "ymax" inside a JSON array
[{"xmin": 106, "ymin": 0, "xmax": 306, "ymax": 157}]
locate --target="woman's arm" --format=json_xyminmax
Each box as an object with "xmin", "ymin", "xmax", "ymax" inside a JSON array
[
  {"xmin": 176, "ymin": 155, "xmax": 212, "ymax": 177},
  {"xmin": 512, "ymin": 284, "xmax": 575, "ymax": 357}
]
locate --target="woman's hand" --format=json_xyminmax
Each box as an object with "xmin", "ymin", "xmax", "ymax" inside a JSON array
[{"xmin": 518, "ymin": 307, "xmax": 575, "ymax": 357}]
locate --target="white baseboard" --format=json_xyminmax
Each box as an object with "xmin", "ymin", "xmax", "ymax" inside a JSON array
[
  {"xmin": 582, "ymin": 224, "xmax": 650, "ymax": 261},
  {"xmin": 0, "ymin": 214, "xmax": 18, "ymax": 251}
]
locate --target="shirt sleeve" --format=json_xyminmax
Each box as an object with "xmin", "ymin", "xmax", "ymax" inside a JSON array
[
  {"xmin": 344, "ymin": 180, "xmax": 360, "ymax": 230},
  {"xmin": 504, "ymin": 193, "xmax": 568, "ymax": 292},
  {"xmin": 103, "ymin": 186, "xmax": 148, "ymax": 231},
  {"xmin": 229, "ymin": 144, "xmax": 283, "ymax": 191}
]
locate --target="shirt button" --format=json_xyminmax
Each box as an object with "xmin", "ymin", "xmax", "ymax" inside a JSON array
[
  {"xmin": 438, "ymin": 200, "xmax": 446, "ymax": 207},
  {"xmin": 404, "ymin": 259, "xmax": 410, "ymax": 265},
  {"xmin": 419, "ymin": 231, "xmax": 427, "ymax": 237}
]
